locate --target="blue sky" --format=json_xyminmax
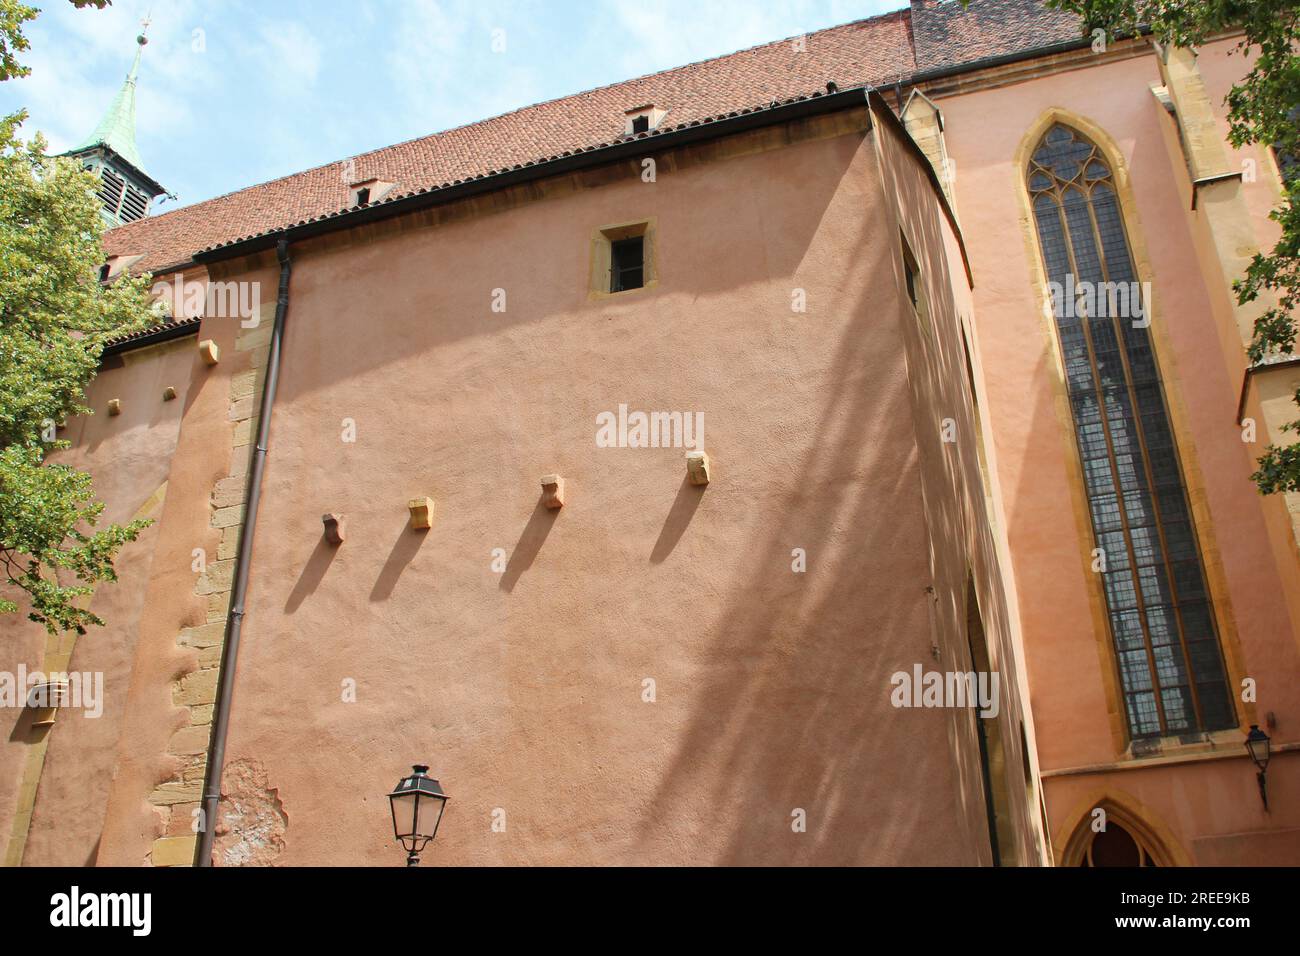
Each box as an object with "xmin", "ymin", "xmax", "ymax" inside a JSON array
[{"xmin": 1, "ymin": 0, "xmax": 903, "ymax": 211}]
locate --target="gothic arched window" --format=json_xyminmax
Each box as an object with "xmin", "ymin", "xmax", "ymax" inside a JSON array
[{"xmin": 1027, "ymin": 124, "xmax": 1234, "ymax": 740}]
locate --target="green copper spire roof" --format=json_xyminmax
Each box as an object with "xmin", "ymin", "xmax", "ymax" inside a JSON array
[{"xmin": 73, "ymin": 31, "xmax": 149, "ymax": 176}]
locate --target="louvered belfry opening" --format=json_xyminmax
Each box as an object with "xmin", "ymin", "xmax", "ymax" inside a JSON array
[
  {"xmin": 93, "ymin": 163, "xmax": 149, "ymax": 224},
  {"xmin": 1027, "ymin": 124, "xmax": 1235, "ymax": 740}
]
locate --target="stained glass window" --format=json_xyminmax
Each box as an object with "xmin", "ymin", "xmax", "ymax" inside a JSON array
[{"xmin": 1027, "ymin": 124, "xmax": 1234, "ymax": 740}]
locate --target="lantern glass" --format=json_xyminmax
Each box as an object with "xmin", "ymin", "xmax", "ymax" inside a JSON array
[
  {"xmin": 388, "ymin": 766, "xmax": 449, "ymax": 853},
  {"xmin": 391, "ymin": 791, "xmax": 417, "ymax": 840},
  {"xmin": 415, "ymin": 792, "xmax": 447, "ymax": 840},
  {"xmin": 1245, "ymin": 725, "xmax": 1271, "ymax": 771}
]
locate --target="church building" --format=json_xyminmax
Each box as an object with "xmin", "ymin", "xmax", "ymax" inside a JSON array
[{"xmin": 1, "ymin": 0, "xmax": 1297, "ymax": 867}]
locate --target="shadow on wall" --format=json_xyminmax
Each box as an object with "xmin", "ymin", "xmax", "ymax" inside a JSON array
[
  {"xmin": 650, "ymin": 477, "xmax": 705, "ymax": 565},
  {"xmin": 250, "ymin": 127, "xmax": 1001, "ymax": 865},
  {"xmin": 622, "ymin": 176, "xmax": 991, "ymax": 866},
  {"xmin": 373, "ymin": 515, "xmax": 430, "ymax": 602},
  {"xmin": 6, "ymin": 705, "xmax": 52, "ymax": 745},
  {"xmin": 500, "ymin": 500, "xmax": 559, "ymax": 593},
  {"xmin": 887, "ymin": 125, "xmax": 1042, "ymax": 866},
  {"xmin": 269, "ymin": 134, "xmax": 882, "ymax": 412},
  {"xmin": 286, "ymin": 535, "xmax": 340, "ymax": 613}
]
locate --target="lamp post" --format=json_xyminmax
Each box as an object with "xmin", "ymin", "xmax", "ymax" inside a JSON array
[
  {"xmin": 1245, "ymin": 725, "xmax": 1271, "ymax": 811},
  {"xmin": 388, "ymin": 765, "xmax": 450, "ymax": 866}
]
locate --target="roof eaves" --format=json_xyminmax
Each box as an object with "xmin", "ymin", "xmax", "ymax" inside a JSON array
[
  {"xmin": 75, "ymin": 141, "xmax": 168, "ymax": 197},
  {"xmin": 100, "ymin": 316, "xmax": 202, "ymax": 358},
  {"xmin": 194, "ymin": 85, "xmax": 868, "ymax": 264}
]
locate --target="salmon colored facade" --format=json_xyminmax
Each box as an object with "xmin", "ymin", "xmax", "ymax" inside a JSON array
[
  {"xmin": 930, "ymin": 35, "xmax": 1300, "ymax": 864},
  {"xmin": 2, "ymin": 1, "xmax": 1297, "ymax": 866}
]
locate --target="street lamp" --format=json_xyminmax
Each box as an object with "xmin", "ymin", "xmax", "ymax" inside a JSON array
[
  {"xmin": 388, "ymin": 765, "xmax": 450, "ymax": 866},
  {"xmin": 1245, "ymin": 725, "xmax": 1272, "ymax": 811}
]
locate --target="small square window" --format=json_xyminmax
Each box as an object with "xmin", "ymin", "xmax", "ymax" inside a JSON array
[
  {"xmin": 355, "ymin": 186, "xmax": 371, "ymax": 206},
  {"xmin": 591, "ymin": 220, "xmax": 653, "ymax": 295},
  {"xmin": 630, "ymin": 115, "xmax": 650, "ymax": 135},
  {"xmin": 610, "ymin": 236, "xmax": 644, "ymax": 292}
]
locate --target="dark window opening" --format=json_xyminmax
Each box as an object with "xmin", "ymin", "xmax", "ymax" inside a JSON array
[
  {"xmin": 630, "ymin": 114, "xmax": 650, "ymax": 135},
  {"xmin": 1078, "ymin": 821, "xmax": 1159, "ymax": 867},
  {"xmin": 610, "ymin": 235, "xmax": 644, "ymax": 292},
  {"xmin": 900, "ymin": 233, "xmax": 929, "ymax": 335},
  {"xmin": 901, "ymin": 234, "xmax": 920, "ymax": 309},
  {"xmin": 98, "ymin": 263, "xmax": 111, "ymax": 283},
  {"xmin": 965, "ymin": 576, "xmax": 1011, "ymax": 866},
  {"xmin": 355, "ymin": 187, "xmax": 371, "ymax": 206},
  {"xmin": 118, "ymin": 184, "xmax": 148, "ymax": 223},
  {"xmin": 97, "ymin": 167, "xmax": 126, "ymax": 218}
]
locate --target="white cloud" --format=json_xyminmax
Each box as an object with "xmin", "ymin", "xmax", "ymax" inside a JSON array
[{"xmin": 255, "ymin": 21, "xmax": 324, "ymax": 88}]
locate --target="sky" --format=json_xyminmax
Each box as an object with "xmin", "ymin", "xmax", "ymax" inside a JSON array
[{"xmin": 1, "ymin": 0, "xmax": 904, "ymax": 212}]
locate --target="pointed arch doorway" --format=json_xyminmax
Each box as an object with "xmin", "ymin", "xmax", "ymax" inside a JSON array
[{"xmin": 1060, "ymin": 797, "xmax": 1182, "ymax": 866}]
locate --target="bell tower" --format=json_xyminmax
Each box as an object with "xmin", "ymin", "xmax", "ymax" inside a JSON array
[{"xmin": 64, "ymin": 19, "xmax": 167, "ymax": 226}]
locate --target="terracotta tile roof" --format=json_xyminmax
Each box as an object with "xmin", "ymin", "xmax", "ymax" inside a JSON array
[
  {"xmin": 100, "ymin": 315, "xmax": 200, "ymax": 354},
  {"xmin": 101, "ymin": 1, "xmax": 1080, "ymax": 276},
  {"xmin": 910, "ymin": 0, "xmax": 1084, "ymax": 74}
]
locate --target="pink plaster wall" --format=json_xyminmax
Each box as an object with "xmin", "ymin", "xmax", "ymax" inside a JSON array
[
  {"xmin": 0, "ymin": 335, "xmax": 198, "ymax": 865},
  {"xmin": 937, "ymin": 42, "xmax": 1300, "ymax": 861},
  {"xmin": 1196, "ymin": 42, "xmax": 1286, "ymax": 257},
  {"xmin": 94, "ymin": 264, "xmax": 275, "ymax": 866},
  {"xmin": 873, "ymin": 106, "xmax": 1044, "ymax": 865},
  {"xmin": 198, "ymin": 118, "xmax": 1019, "ymax": 865}
]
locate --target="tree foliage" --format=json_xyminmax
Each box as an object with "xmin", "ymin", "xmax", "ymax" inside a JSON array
[
  {"xmin": 1046, "ymin": 1, "xmax": 1300, "ymax": 493},
  {"xmin": 1, "ymin": 0, "xmax": 157, "ymax": 633}
]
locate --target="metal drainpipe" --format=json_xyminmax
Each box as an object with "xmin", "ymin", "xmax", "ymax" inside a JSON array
[{"xmin": 195, "ymin": 237, "xmax": 292, "ymax": 866}]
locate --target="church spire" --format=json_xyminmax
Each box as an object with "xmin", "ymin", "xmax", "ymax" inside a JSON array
[
  {"xmin": 74, "ymin": 29, "xmax": 148, "ymax": 173},
  {"xmin": 65, "ymin": 17, "xmax": 167, "ymax": 226}
]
